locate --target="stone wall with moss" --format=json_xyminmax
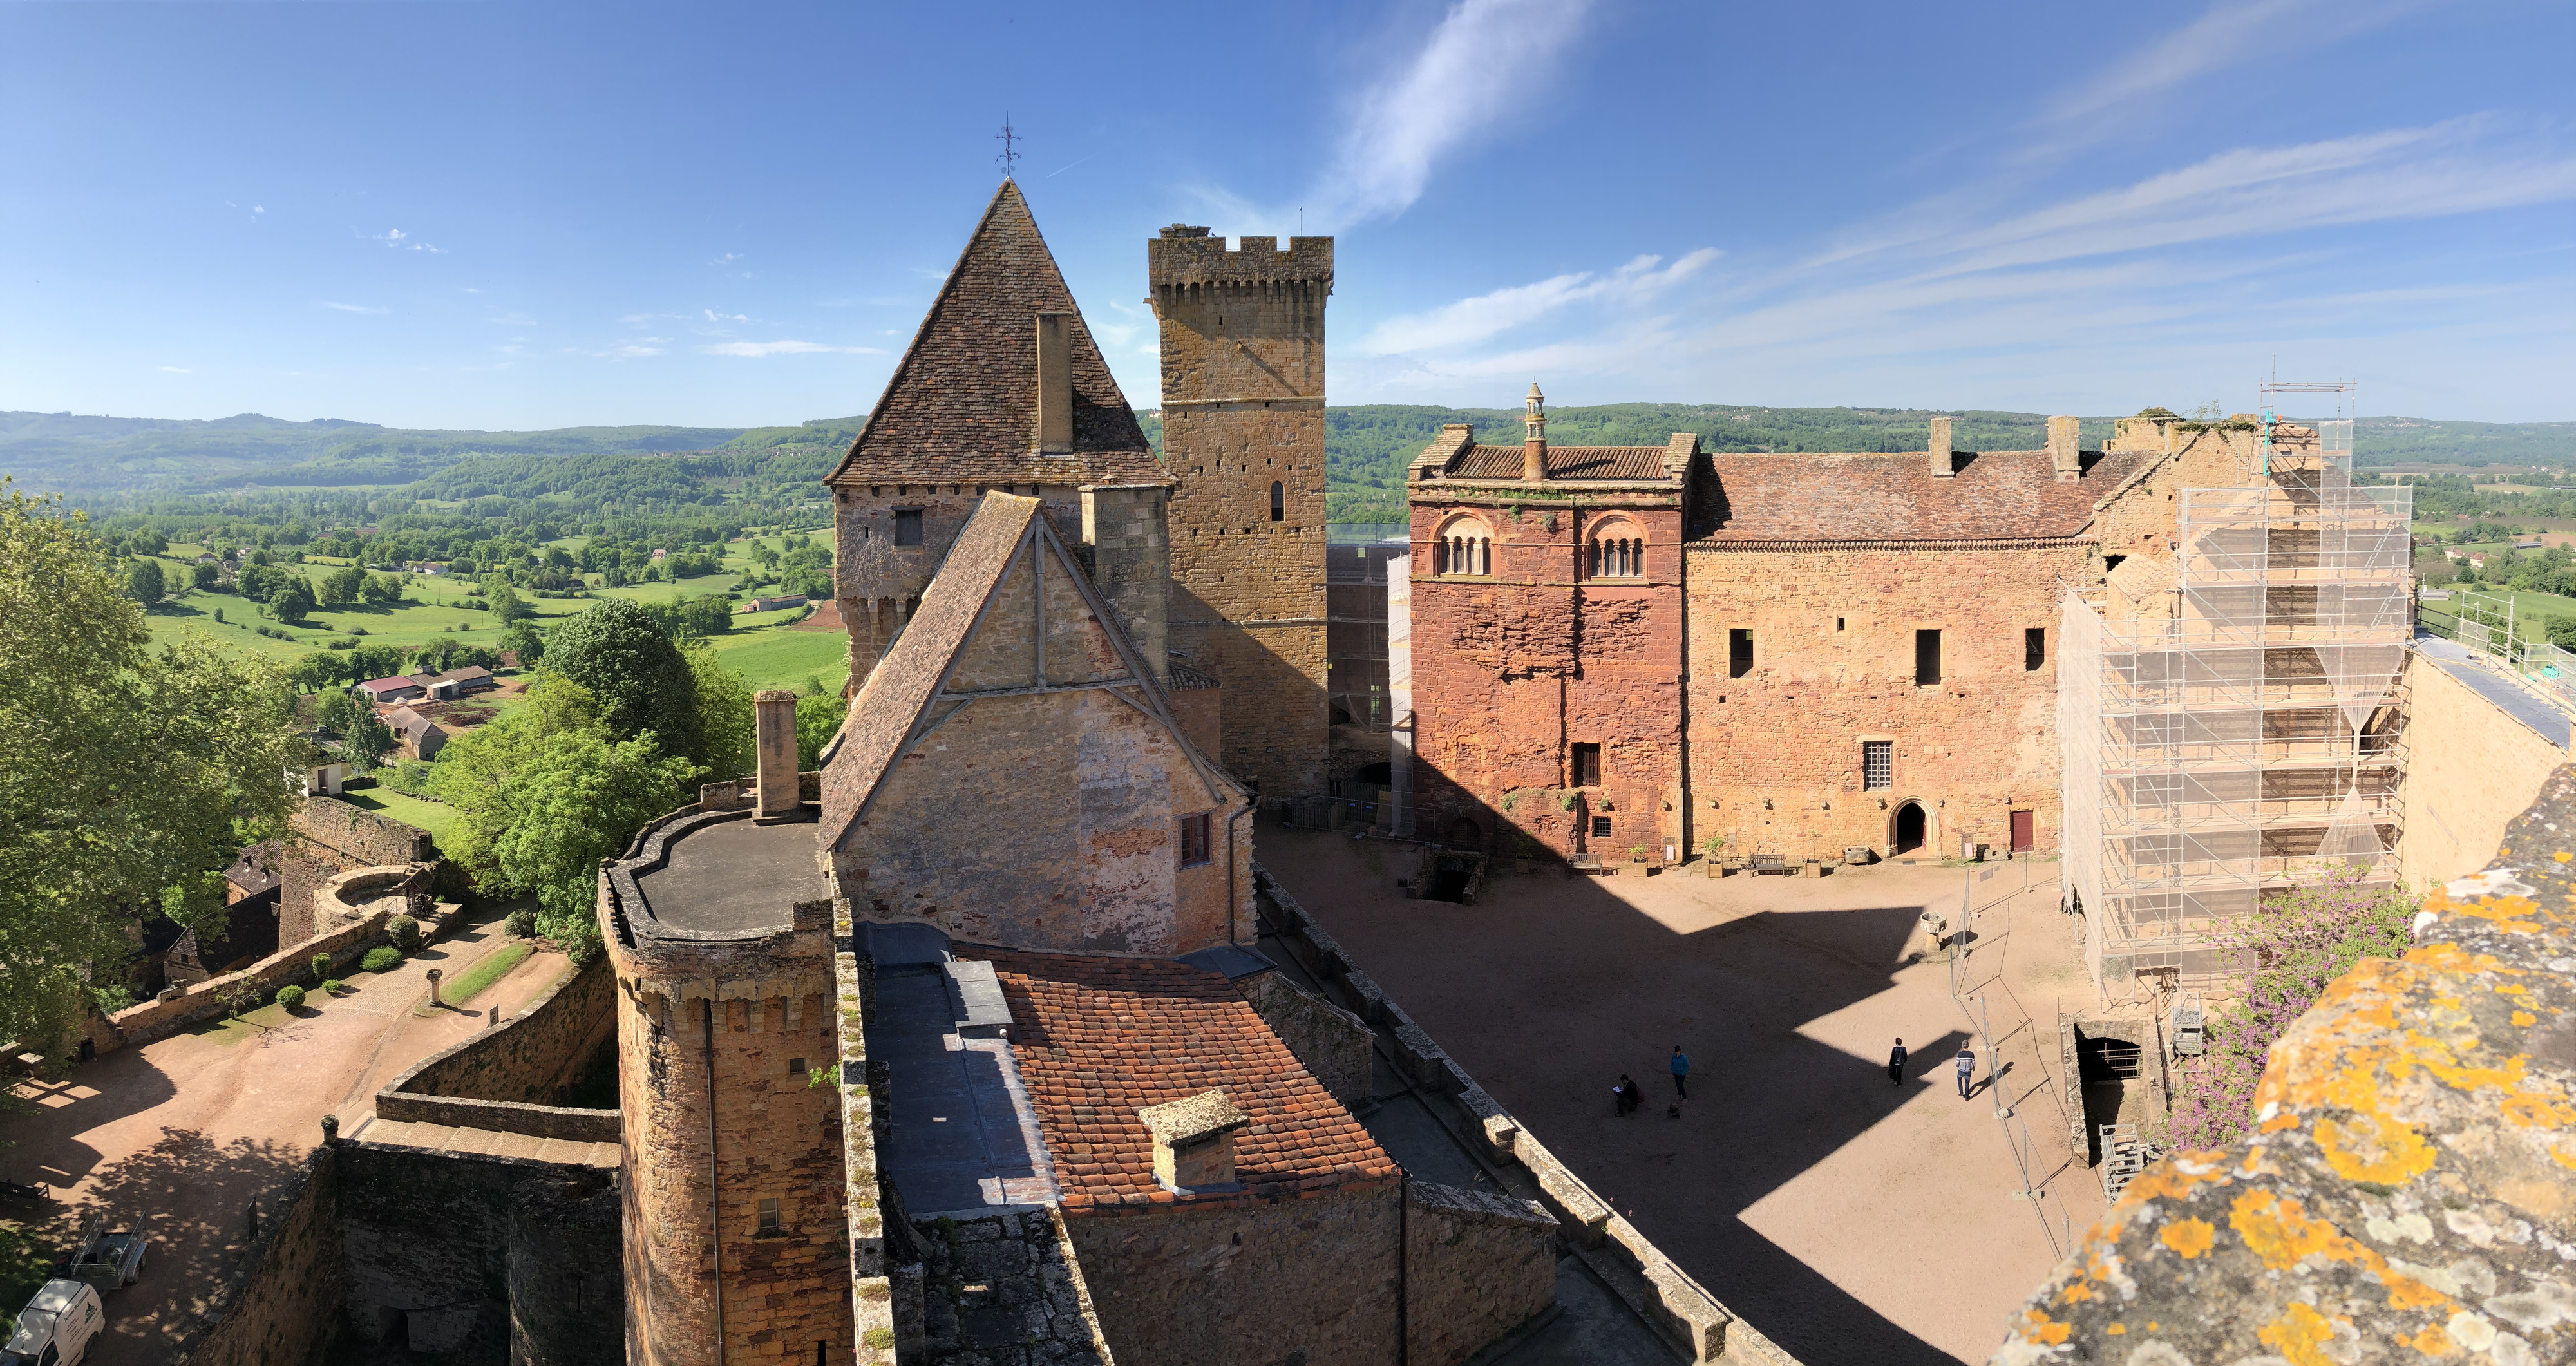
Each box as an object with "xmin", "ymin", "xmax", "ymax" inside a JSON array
[{"xmin": 1993, "ymin": 765, "xmax": 2576, "ymax": 1365}]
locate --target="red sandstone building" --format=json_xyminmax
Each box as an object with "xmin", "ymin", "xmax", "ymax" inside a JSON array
[{"xmin": 1405, "ymin": 401, "xmax": 2228, "ymax": 867}]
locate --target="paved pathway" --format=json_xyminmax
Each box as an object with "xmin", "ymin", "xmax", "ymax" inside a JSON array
[
  {"xmin": 1264, "ymin": 830, "xmax": 2106, "ymax": 1366},
  {"xmin": 0, "ymin": 903, "xmax": 569, "ymax": 1366}
]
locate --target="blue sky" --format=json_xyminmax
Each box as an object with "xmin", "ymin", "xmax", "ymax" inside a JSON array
[{"xmin": 3, "ymin": 0, "xmax": 2570, "ymax": 429}]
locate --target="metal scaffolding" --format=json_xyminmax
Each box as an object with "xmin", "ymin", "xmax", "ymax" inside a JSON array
[{"xmin": 2061, "ymin": 418, "xmax": 2414, "ymax": 994}]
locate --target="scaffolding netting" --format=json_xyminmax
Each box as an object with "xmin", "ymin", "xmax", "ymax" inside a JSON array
[{"xmin": 2061, "ymin": 422, "xmax": 2412, "ymax": 994}]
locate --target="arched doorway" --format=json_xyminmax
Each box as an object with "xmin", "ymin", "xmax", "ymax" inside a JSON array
[{"xmin": 1892, "ymin": 801, "xmax": 1927, "ymax": 855}]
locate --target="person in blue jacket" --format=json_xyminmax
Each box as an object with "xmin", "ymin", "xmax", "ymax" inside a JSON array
[{"xmin": 1669, "ymin": 1045, "xmax": 1690, "ymax": 1100}]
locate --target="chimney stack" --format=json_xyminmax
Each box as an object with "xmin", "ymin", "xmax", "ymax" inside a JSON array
[
  {"xmin": 2048, "ymin": 415, "xmax": 2082, "ymax": 480},
  {"xmin": 1928, "ymin": 416, "xmax": 1955, "ymax": 479},
  {"xmin": 753, "ymin": 689, "xmax": 800, "ymax": 821},
  {"xmin": 1139, "ymin": 1089, "xmax": 1248, "ymax": 1194},
  {"xmin": 1522, "ymin": 381, "xmax": 1548, "ymax": 481},
  {"xmin": 1036, "ymin": 312, "xmax": 1074, "ymax": 454}
]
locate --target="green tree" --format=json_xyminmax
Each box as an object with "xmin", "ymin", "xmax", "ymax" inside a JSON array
[
  {"xmin": 429, "ymin": 676, "xmax": 696, "ymax": 962},
  {"xmin": 486, "ymin": 578, "xmax": 532, "ymax": 624},
  {"xmin": 0, "ymin": 483, "xmax": 300, "ymax": 1052},
  {"xmin": 500, "ymin": 618, "xmax": 546, "ymax": 666},
  {"xmin": 679, "ymin": 593, "xmax": 733, "ymax": 638},
  {"xmin": 795, "ymin": 685, "xmax": 846, "ymax": 769},
  {"xmin": 691, "ymin": 649, "xmax": 754, "ymax": 780},
  {"xmin": 319, "ymin": 565, "xmax": 368, "ymax": 609},
  {"xmin": 317, "ymin": 687, "xmax": 358, "ymax": 734},
  {"xmin": 361, "ymin": 572, "xmax": 404, "ymax": 607},
  {"xmin": 545, "ymin": 598, "xmax": 704, "ymax": 762},
  {"xmin": 271, "ymin": 580, "xmax": 317, "ymax": 622},
  {"xmin": 346, "ymin": 710, "xmax": 395, "ymax": 765},
  {"xmin": 189, "ymin": 560, "xmax": 219, "ymax": 591},
  {"xmin": 126, "ymin": 557, "xmax": 166, "ymax": 604}
]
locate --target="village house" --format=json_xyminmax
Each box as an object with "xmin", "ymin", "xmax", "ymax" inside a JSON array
[
  {"xmin": 383, "ymin": 706, "xmax": 448, "ymax": 761},
  {"xmin": 356, "ymin": 675, "xmax": 424, "ymax": 705}
]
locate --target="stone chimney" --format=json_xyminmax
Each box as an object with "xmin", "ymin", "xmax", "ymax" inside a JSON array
[
  {"xmin": 1080, "ymin": 484, "xmax": 1170, "ymax": 683},
  {"xmin": 1139, "ymin": 1088, "xmax": 1248, "ymax": 1194},
  {"xmin": 1929, "ymin": 416, "xmax": 1956, "ymax": 479},
  {"xmin": 1522, "ymin": 381, "xmax": 1548, "ymax": 482},
  {"xmin": 753, "ymin": 689, "xmax": 800, "ymax": 822},
  {"xmin": 2048, "ymin": 415, "xmax": 2082, "ymax": 480},
  {"xmin": 1036, "ymin": 312, "xmax": 1074, "ymax": 454}
]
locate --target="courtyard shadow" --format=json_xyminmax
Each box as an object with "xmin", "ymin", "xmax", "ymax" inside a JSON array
[
  {"xmin": 1, "ymin": 1048, "xmax": 182, "ymax": 1194},
  {"xmin": 1267, "ymin": 834, "xmax": 2047, "ymax": 1366}
]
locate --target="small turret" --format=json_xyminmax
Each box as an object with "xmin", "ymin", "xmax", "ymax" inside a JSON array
[{"xmin": 1523, "ymin": 381, "xmax": 1548, "ymax": 482}]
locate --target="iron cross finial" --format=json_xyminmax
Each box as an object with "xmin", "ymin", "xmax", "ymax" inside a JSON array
[{"xmin": 996, "ymin": 119, "xmax": 1022, "ymax": 179}]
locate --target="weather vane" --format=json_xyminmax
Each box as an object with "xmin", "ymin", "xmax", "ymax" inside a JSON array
[{"xmin": 996, "ymin": 118, "xmax": 1021, "ymax": 179}]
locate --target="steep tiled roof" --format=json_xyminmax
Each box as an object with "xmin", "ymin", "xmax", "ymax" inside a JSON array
[
  {"xmin": 820, "ymin": 494, "xmax": 1042, "ymax": 848},
  {"xmin": 964, "ymin": 947, "xmax": 1396, "ymax": 1209},
  {"xmin": 1439, "ymin": 444, "xmax": 1674, "ymax": 482},
  {"xmin": 1694, "ymin": 448, "xmax": 2151, "ymax": 543},
  {"xmin": 828, "ymin": 180, "xmax": 1166, "ymax": 489}
]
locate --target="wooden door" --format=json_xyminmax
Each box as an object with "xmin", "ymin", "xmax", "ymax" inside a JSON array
[{"xmin": 2010, "ymin": 810, "xmax": 2034, "ymax": 853}]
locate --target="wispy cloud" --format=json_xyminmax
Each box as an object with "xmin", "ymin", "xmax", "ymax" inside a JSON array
[
  {"xmin": 710, "ymin": 252, "xmax": 743, "ymax": 267},
  {"xmin": 704, "ymin": 308, "xmax": 749, "ymax": 323},
  {"xmin": 1358, "ymin": 250, "xmax": 1718, "ymax": 354},
  {"xmin": 368, "ymin": 227, "xmax": 447, "ymax": 254},
  {"xmin": 700, "ymin": 339, "xmax": 884, "ymax": 357},
  {"xmin": 319, "ymin": 301, "xmax": 388, "ymax": 314},
  {"xmin": 594, "ymin": 344, "xmax": 664, "ymax": 359},
  {"xmin": 2050, "ymin": 0, "xmax": 2443, "ymax": 125}
]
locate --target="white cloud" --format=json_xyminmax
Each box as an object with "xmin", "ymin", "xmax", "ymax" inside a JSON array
[
  {"xmin": 700, "ymin": 339, "xmax": 885, "ymax": 357},
  {"xmin": 1321, "ymin": 0, "xmax": 1591, "ymax": 225},
  {"xmin": 158, "ymin": 366, "xmax": 190, "ymax": 373},
  {"xmin": 319, "ymin": 301, "xmax": 388, "ymax": 314},
  {"xmin": 705, "ymin": 308, "xmax": 750, "ymax": 323},
  {"xmin": 710, "ymin": 252, "xmax": 743, "ymax": 267},
  {"xmin": 1359, "ymin": 249, "xmax": 1717, "ymax": 354},
  {"xmin": 370, "ymin": 227, "xmax": 447, "ymax": 254},
  {"xmin": 2049, "ymin": 0, "xmax": 2444, "ymax": 126},
  {"xmin": 464, "ymin": 287, "xmax": 482, "ymax": 294}
]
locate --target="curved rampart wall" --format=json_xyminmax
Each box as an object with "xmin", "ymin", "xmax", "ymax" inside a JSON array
[
  {"xmin": 1996, "ymin": 765, "xmax": 2576, "ymax": 1364},
  {"xmin": 375, "ymin": 955, "xmax": 619, "ymax": 1143}
]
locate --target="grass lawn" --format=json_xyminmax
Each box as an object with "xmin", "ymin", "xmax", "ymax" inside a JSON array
[
  {"xmin": 339, "ymin": 786, "xmax": 459, "ymax": 846},
  {"xmin": 422, "ymin": 940, "xmax": 535, "ymax": 1014},
  {"xmin": 185, "ymin": 968, "xmax": 387, "ymax": 1044},
  {"xmin": 703, "ymin": 623, "xmax": 850, "ymax": 694}
]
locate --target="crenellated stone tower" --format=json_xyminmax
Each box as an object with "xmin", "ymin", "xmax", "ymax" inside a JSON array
[{"xmin": 1148, "ymin": 226, "xmax": 1333, "ymax": 800}]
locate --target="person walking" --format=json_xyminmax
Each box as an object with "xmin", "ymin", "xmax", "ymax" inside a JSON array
[
  {"xmin": 1955, "ymin": 1043, "xmax": 1976, "ymax": 1100},
  {"xmin": 1670, "ymin": 1045, "xmax": 1690, "ymax": 1101},
  {"xmin": 1887, "ymin": 1038, "xmax": 1907, "ymax": 1088}
]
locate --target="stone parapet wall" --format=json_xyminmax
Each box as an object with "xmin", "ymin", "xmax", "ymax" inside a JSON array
[
  {"xmin": 829, "ymin": 898, "xmax": 902, "ymax": 1364},
  {"xmin": 168, "ymin": 1145, "xmax": 345, "ymax": 1366},
  {"xmin": 1253, "ymin": 862, "xmax": 1798, "ymax": 1366},
  {"xmin": 106, "ymin": 889, "xmax": 401, "ymax": 1046},
  {"xmin": 1235, "ymin": 969, "xmax": 1373, "ymax": 1110},
  {"xmin": 699, "ymin": 771, "xmax": 824, "ymax": 813},
  {"xmin": 911, "ymin": 1208, "xmax": 1112, "ymax": 1365},
  {"xmin": 1404, "ymin": 1181, "xmax": 1557, "ymax": 1366},
  {"xmin": 1994, "ymin": 764, "xmax": 2576, "ymax": 1365},
  {"xmin": 283, "ymin": 796, "xmax": 437, "ymax": 944},
  {"xmin": 376, "ymin": 956, "xmax": 618, "ymax": 1143}
]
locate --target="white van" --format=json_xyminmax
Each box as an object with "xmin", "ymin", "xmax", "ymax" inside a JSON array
[{"xmin": 3, "ymin": 1280, "xmax": 104, "ymax": 1366}]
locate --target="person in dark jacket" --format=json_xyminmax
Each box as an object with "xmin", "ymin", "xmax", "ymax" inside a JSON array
[
  {"xmin": 1669, "ymin": 1045, "xmax": 1690, "ymax": 1100},
  {"xmin": 1887, "ymin": 1038, "xmax": 1907, "ymax": 1088},
  {"xmin": 1613, "ymin": 1074, "xmax": 1642, "ymax": 1115},
  {"xmin": 1956, "ymin": 1043, "xmax": 1977, "ymax": 1100}
]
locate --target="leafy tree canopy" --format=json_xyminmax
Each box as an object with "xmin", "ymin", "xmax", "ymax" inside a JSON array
[{"xmin": 545, "ymin": 598, "xmax": 704, "ymax": 762}]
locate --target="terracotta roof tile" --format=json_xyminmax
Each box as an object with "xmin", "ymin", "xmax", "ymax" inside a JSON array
[
  {"xmin": 827, "ymin": 180, "xmax": 1167, "ymax": 489},
  {"xmin": 1695, "ymin": 448, "xmax": 2151, "ymax": 543},
  {"xmin": 963, "ymin": 947, "xmax": 1396, "ymax": 1211},
  {"xmin": 1441, "ymin": 444, "xmax": 1672, "ymax": 482}
]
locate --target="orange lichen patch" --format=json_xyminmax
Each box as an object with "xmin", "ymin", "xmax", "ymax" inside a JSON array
[
  {"xmin": 2262, "ymin": 1110, "xmax": 2304, "ymax": 1133},
  {"xmin": 2257, "ymin": 1302, "xmax": 2345, "ymax": 1366},
  {"xmin": 2440, "ymin": 892, "xmax": 2544, "ymax": 933},
  {"xmin": 2513, "ymin": 1010, "xmax": 2539, "ymax": 1027},
  {"xmin": 2117, "ymin": 1152, "xmax": 2231, "ymax": 1208},
  {"xmin": 2556, "ymin": 1142, "xmax": 2576, "ymax": 1172},
  {"xmin": 2555, "ymin": 851, "xmax": 2571, "ymax": 862},
  {"xmin": 2496, "ymin": 983, "xmax": 2530, "ymax": 994},
  {"xmin": 2400, "ymin": 942, "xmax": 2512, "ymax": 975},
  {"xmin": 2315, "ymin": 1113, "xmax": 2436, "ymax": 1184},
  {"xmin": 2105, "ymin": 1323, "xmax": 2126, "ymax": 1336},
  {"xmin": 2231, "ymin": 1190, "xmax": 2357, "ymax": 1269},
  {"xmin": 2410, "ymin": 1323, "xmax": 2459, "ymax": 1355},
  {"xmin": 2158, "ymin": 1217, "xmax": 2216, "ymax": 1259},
  {"xmin": 2497, "ymin": 1090, "xmax": 2576, "ymax": 1129},
  {"xmin": 2058, "ymin": 1280, "xmax": 2094, "ymax": 1303},
  {"xmin": 2382, "ymin": 1266, "xmax": 2454, "ymax": 1312},
  {"xmin": 2013, "ymin": 1309, "xmax": 2071, "ymax": 1346}
]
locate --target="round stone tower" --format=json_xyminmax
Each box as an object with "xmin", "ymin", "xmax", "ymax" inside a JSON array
[{"xmin": 598, "ymin": 708, "xmax": 849, "ymax": 1366}]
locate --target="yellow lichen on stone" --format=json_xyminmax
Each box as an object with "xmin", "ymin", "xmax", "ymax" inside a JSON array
[
  {"xmin": 2230, "ymin": 1190, "xmax": 2354, "ymax": 1269},
  {"xmin": 2497, "ymin": 1090, "xmax": 2576, "ymax": 1129},
  {"xmin": 2157, "ymin": 1217, "xmax": 2215, "ymax": 1259},
  {"xmin": 2116, "ymin": 1152, "xmax": 2231, "ymax": 1208},
  {"xmin": 2012, "ymin": 1308, "xmax": 2071, "ymax": 1345},
  {"xmin": 2409, "ymin": 1323, "xmax": 2458, "ymax": 1355},
  {"xmin": 2512, "ymin": 1010, "xmax": 2538, "ymax": 1027},
  {"xmin": 2105, "ymin": 1323, "xmax": 2126, "ymax": 1335},
  {"xmin": 2257, "ymin": 1302, "xmax": 2345, "ymax": 1366},
  {"xmin": 2315, "ymin": 1113, "xmax": 2436, "ymax": 1184}
]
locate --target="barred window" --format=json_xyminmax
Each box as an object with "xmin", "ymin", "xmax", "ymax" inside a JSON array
[
  {"xmin": 1587, "ymin": 537, "xmax": 1643, "ymax": 577},
  {"xmin": 1862, "ymin": 741, "xmax": 1893, "ymax": 791}
]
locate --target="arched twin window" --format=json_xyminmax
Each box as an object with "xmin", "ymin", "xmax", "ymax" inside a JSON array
[
  {"xmin": 1587, "ymin": 520, "xmax": 1645, "ymax": 578},
  {"xmin": 1434, "ymin": 515, "xmax": 1493, "ymax": 577},
  {"xmin": 1269, "ymin": 481, "xmax": 1284, "ymax": 522}
]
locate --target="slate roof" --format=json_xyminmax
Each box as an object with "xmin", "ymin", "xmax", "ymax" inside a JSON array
[
  {"xmin": 963, "ymin": 947, "xmax": 1396, "ymax": 1209},
  {"xmin": 223, "ymin": 840, "xmax": 283, "ymax": 898},
  {"xmin": 1440, "ymin": 444, "xmax": 1676, "ymax": 482},
  {"xmin": 1694, "ymin": 448, "xmax": 2153, "ymax": 544},
  {"xmin": 827, "ymin": 180, "xmax": 1167, "ymax": 489}
]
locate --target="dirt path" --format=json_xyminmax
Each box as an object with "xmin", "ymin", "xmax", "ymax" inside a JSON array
[
  {"xmin": 0, "ymin": 903, "xmax": 570, "ymax": 1366},
  {"xmin": 1264, "ymin": 831, "xmax": 2105, "ymax": 1366}
]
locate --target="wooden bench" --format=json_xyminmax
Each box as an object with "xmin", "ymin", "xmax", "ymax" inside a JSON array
[{"xmin": 1748, "ymin": 853, "xmax": 1794, "ymax": 876}]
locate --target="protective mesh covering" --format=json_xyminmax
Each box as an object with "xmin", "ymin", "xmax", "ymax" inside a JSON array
[{"xmin": 2061, "ymin": 426, "xmax": 2412, "ymax": 995}]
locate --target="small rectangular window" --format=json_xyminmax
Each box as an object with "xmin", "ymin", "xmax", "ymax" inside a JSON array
[
  {"xmin": 757, "ymin": 1198, "xmax": 782, "ymax": 1236},
  {"xmin": 894, "ymin": 509, "xmax": 924, "ymax": 547},
  {"xmin": 1835, "ymin": 617, "xmax": 1846, "ymax": 632},
  {"xmin": 1916, "ymin": 629, "xmax": 1942, "ymax": 685},
  {"xmin": 1179, "ymin": 813, "xmax": 1212, "ymax": 867},
  {"xmin": 1591, "ymin": 815, "xmax": 1612, "ymax": 838},
  {"xmin": 1728, "ymin": 629, "xmax": 1754, "ymax": 678},
  {"xmin": 788, "ymin": 1057, "xmax": 806, "ymax": 1077},
  {"xmin": 1862, "ymin": 741, "xmax": 1893, "ymax": 791},
  {"xmin": 2025, "ymin": 627, "xmax": 2046, "ymax": 672},
  {"xmin": 1570, "ymin": 742, "xmax": 1602, "ymax": 787}
]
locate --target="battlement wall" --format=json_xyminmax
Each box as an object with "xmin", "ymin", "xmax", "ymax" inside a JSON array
[{"xmin": 1148, "ymin": 228, "xmax": 1334, "ymax": 287}]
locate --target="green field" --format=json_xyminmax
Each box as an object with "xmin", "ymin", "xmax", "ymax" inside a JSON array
[
  {"xmin": 703, "ymin": 625, "xmax": 850, "ymax": 694},
  {"xmin": 340, "ymin": 786, "xmax": 460, "ymax": 846}
]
